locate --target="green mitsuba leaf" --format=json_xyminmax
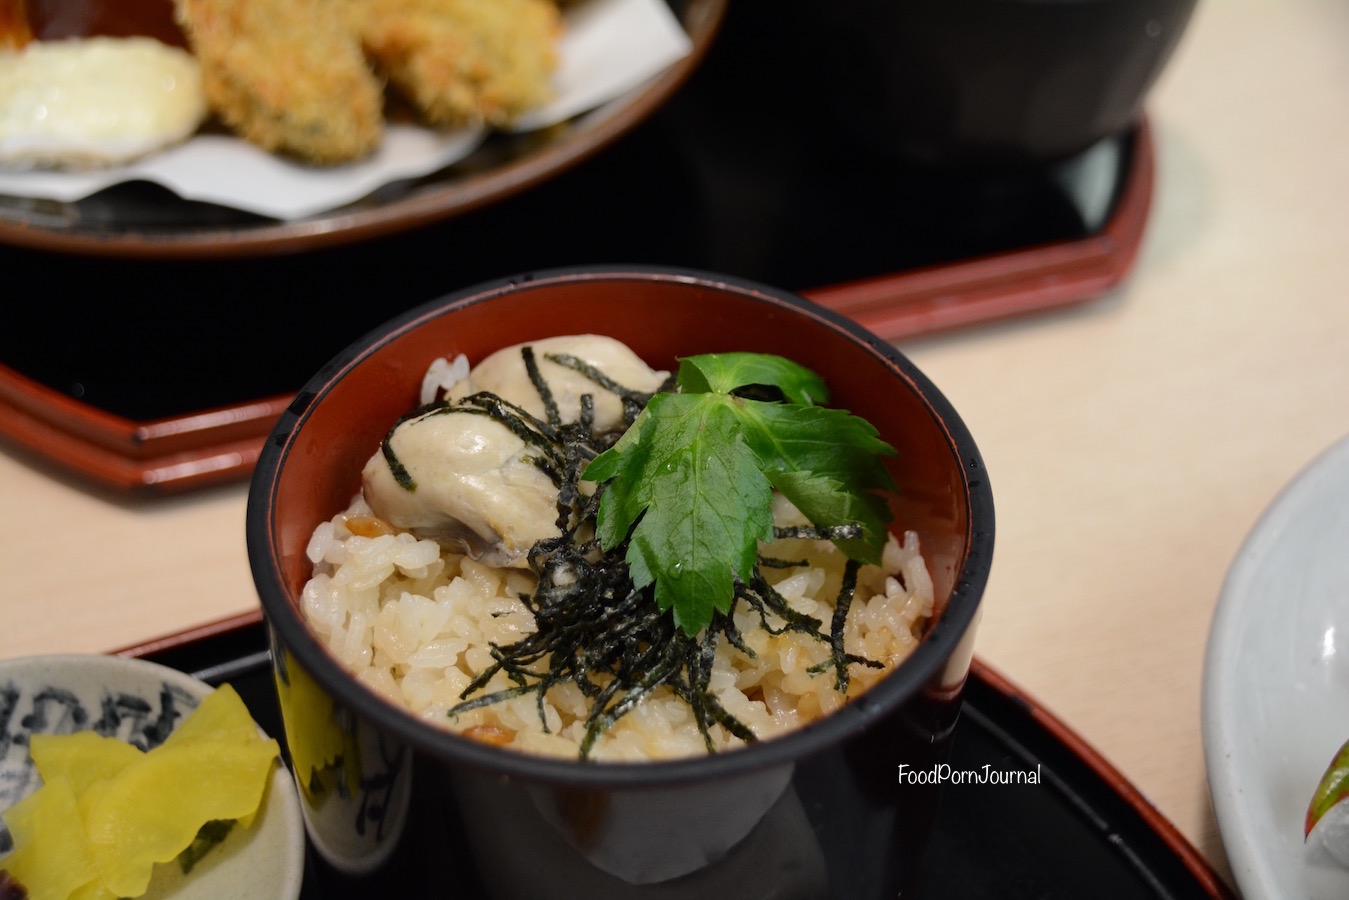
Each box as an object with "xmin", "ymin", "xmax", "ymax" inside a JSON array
[
  {"xmin": 735, "ymin": 401, "xmax": 897, "ymax": 563},
  {"xmin": 676, "ymin": 352, "xmax": 829, "ymax": 406},
  {"xmin": 585, "ymin": 353, "xmax": 896, "ymax": 637},
  {"xmin": 589, "ymin": 392, "xmax": 775, "ymax": 634}
]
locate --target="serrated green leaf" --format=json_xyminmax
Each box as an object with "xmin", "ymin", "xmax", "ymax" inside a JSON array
[
  {"xmin": 587, "ymin": 400, "xmax": 664, "ymax": 548},
  {"xmin": 590, "ymin": 393, "xmax": 775, "ymax": 634},
  {"xmin": 736, "ymin": 401, "xmax": 896, "ymax": 562},
  {"xmin": 677, "ymin": 353, "xmax": 829, "ymax": 406},
  {"xmin": 584, "ymin": 354, "xmax": 897, "ymax": 637},
  {"xmin": 765, "ymin": 469, "xmax": 891, "ymax": 563}
]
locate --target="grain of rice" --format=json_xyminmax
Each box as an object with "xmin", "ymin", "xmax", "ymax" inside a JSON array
[{"xmin": 301, "ymin": 490, "xmax": 936, "ymax": 760}]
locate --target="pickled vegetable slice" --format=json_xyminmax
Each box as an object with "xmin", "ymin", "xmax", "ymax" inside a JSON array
[
  {"xmin": 0, "ymin": 683, "xmax": 278, "ymax": 900},
  {"xmin": 83, "ymin": 735, "xmax": 278, "ymax": 896},
  {"xmin": 1, "ymin": 777, "xmax": 101, "ymax": 900},
  {"xmin": 164, "ymin": 682, "xmax": 264, "ymax": 746},
  {"xmin": 29, "ymin": 732, "xmax": 142, "ymax": 796}
]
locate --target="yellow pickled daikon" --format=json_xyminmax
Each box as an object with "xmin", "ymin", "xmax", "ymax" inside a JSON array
[
  {"xmin": 0, "ymin": 684, "xmax": 278, "ymax": 900},
  {"xmin": 1, "ymin": 778, "xmax": 101, "ymax": 900}
]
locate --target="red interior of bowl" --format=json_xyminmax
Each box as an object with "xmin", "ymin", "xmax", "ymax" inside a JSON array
[{"xmin": 268, "ymin": 272, "xmax": 972, "ymax": 631}]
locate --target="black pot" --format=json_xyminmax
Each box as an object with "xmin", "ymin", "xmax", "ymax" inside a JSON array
[{"xmin": 808, "ymin": 0, "xmax": 1199, "ymax": 168}]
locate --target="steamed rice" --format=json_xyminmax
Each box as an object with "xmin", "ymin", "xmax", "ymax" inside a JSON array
[{"xmin": 301, "ymin": 493, "xmax": 934, "ymax": 761}]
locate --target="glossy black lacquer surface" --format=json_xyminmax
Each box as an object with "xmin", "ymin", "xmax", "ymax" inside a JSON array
[
  {"xmin": 141, "ymin": 621, "xmax": 1225, "ymax": 900},
  {"xmin": 0, "ymin": 1, "xmax": 1135, "ymax": 423},
  {"xmin": 809, "ymin": 0, "xmax": 1196, "ymax": 167}
]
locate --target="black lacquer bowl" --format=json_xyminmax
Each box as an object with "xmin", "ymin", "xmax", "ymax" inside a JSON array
[
  {"xmin": 245, "ymin": 266, "xmax": 995, "ymax": 899},
  {"xmin": 811, "ymin": 0, "xmax": 1198, "ymax": 168}
]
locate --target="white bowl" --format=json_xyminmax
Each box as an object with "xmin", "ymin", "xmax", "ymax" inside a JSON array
[
  {"xmin": 0, "ymin": 653, "xmax": 305, "ymax": 900},
  {"xmin": 1203, "ymin": 432, "xmax": 1349, "ymax": 899}
]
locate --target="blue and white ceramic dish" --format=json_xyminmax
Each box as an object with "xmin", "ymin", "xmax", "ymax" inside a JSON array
[{"xmin": 0, "ymin": 653, "xmax": 305, "ymax": 900}]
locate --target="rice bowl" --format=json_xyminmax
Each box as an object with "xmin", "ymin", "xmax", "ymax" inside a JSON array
[{"xmin": 246, "ymin": 266, "xmax": 994, "ymax": 896}]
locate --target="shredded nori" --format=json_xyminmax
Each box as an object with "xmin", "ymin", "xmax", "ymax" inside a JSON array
[
  {"xmin": 176, "ymin": 819, "xmax": 236, "ymax": 874},
  {"xmin": 384, "ymin": 348, "xmax": 885, "ymax": 759}
]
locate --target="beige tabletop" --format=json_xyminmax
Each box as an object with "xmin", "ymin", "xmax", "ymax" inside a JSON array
[{"xmin": 2, "ymin": 0, "xmax": 1347, "ymax": 891}]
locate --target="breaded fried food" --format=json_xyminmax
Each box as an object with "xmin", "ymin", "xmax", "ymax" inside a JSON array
[
  {"xmin": 357, "ymin": 0, "xmax": 560, "ymax": 130},
  {"xmin": 175, "ymin": 0, "xmax": 384, "ymax": 163}
]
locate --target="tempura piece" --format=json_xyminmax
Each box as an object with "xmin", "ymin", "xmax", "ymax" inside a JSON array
[
  {"xmin": 174, "ymin": 0, "xmax": 384, "ymax": 163},
  {"xmin": 357, "ymin": 0, "xmax": 560, "ymax": 129}
]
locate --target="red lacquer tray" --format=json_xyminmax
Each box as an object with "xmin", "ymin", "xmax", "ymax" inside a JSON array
[{"xmin": 0, "ymin": 116, "xmax": 1153, "ymax": 495}]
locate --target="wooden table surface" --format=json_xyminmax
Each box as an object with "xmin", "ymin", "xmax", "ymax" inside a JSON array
[{"xmin": 3, "ymin": 0, "xmax": 1347, "ymax": 892}]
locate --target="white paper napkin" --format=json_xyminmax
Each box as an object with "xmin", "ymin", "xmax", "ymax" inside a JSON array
[{"xmin": 0, "ymin": 0, "xmax": 692, "ymax": 221}]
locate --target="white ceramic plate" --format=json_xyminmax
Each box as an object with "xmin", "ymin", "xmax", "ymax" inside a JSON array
[
  {"xmin": 0, "ymin": 654, "xmax": 305, "ymax": 900},
  {"xmin": 1204, "ymin": 432, "xmax": 1349, "ymax": 899}
]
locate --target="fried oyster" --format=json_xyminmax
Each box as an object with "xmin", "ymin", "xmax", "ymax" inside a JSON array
[
  {"xmin": 175, "ymin": 0, "xmax": 385, "ymax": 164},
  {"xmin": 174, "ymin": 0, "xmax": 561, "ymax": 165},
  {"xmin": 357, "ymin": 0, "xmax": 560, "ymax": 130}
]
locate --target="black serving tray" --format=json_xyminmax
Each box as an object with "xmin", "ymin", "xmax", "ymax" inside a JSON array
[
  {"xmin": 0, "ymin": 1, "xmax": 1154, "ymax": 495},
  {"xmin": 123, "ymin": 615, "xmax": 1232, "ymax": 900}
]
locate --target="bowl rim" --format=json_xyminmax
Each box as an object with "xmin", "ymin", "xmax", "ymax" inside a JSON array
[{"xmin": 246, "ymin": 264, "xmax": 995, "ymax": 787}]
